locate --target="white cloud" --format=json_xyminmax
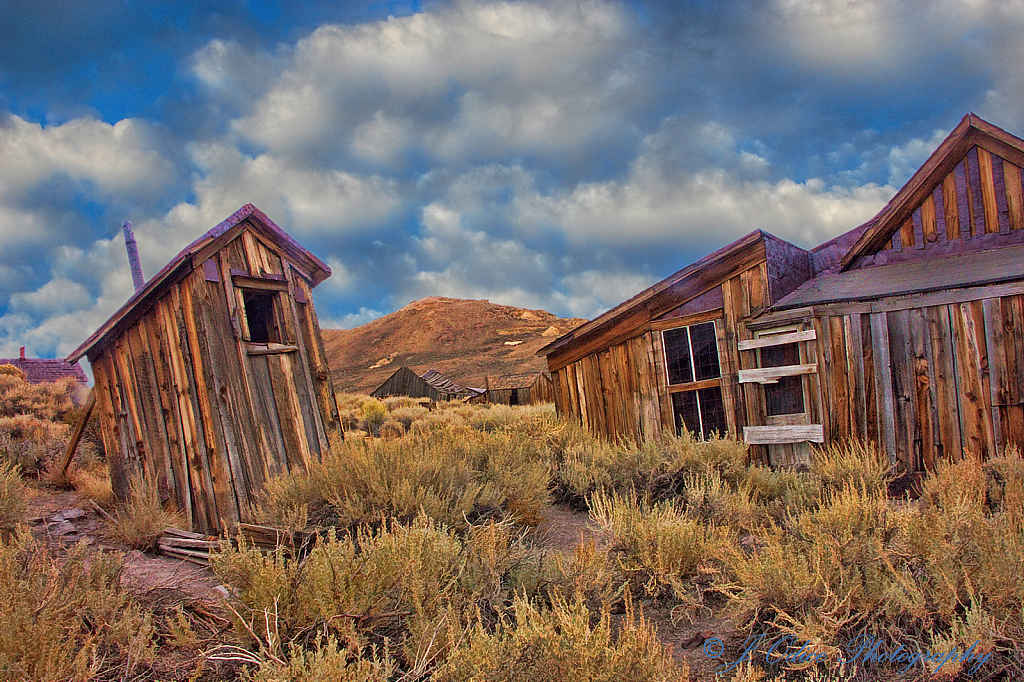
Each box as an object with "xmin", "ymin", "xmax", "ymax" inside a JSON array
[
  {"xmin": 229, "ymin": 0, "xmax": 635, "ymax": 163},
  {"xmin": 318, "ymin": 307, "xmax": 386, "ymax": 329},
  {"xmin": 186, "ymin": 143, "xmax": 403, "ymax": 237},
  {"xmin": 0, "ymin": 114, "xmax": 176, "ymax": 200}
]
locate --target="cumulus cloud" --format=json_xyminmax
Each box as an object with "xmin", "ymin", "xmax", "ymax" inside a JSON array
[
  {"xmin": 0, "ymin": 115, "xmax": 178, "ymax": 200},
  {"xmin": 6, "ymin": 0, "xmax": 1024, "ymax": 364},
  {"xmin": 230, "ymin": 0, "xmax": 638, "ymax": 167}
]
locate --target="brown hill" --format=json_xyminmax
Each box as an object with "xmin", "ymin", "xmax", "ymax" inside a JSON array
[{"xmin": 322, "ymin": 297, "xmax": 587, "ymax": 395}]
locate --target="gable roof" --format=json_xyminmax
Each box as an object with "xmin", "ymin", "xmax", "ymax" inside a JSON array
[
  {"xmin": 840, "ymin": 114, "xmax": 1024, "ymax": 270},
  {"xmin": 67, "ymin": 205, "xmax": 330, "ymax": 364},
  {"xmin": 537, "ymin": 229, "xmax": 769, "ymax": 365},
  {"xmin": 0, "ymin": 358, "xmax": 88, "ymax": 384}
]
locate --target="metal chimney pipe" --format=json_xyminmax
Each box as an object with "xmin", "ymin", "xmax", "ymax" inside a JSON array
[{"xmin": 122, "ymin": 220, "xmax": 145, "ymax": 291}]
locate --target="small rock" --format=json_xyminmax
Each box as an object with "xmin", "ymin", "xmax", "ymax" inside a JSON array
[
  {"xmin": 213, "ymin": 584, "xmax": 235, "ymax": 598},
  {"xmin": 61, "ymin": 508, "xmax": 88, "ymax": 521},
  {"xmin": 48, "ymin": 520, "xmax": 77, "ymax": 536}
]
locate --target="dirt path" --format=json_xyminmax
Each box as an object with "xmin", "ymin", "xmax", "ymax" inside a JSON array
[{"xmin": 23, "ymin": 485, "xmax": 223, "ymax": 602}]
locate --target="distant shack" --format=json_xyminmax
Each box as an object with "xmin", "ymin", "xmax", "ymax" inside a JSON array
[
  {"xmin": 371, "ymin": 366, "xmax": 478, "ymax": 401},
  {"xmin": 67, "ymin": 204, "xmax": 343, "ymax": 534},
  {"xmin": 1, "ymin": 347, "xmax": 88, "ymax": 394},
  {"xmin": 469, "ymin": 371, "xmax": 554, "ymax": 405}
]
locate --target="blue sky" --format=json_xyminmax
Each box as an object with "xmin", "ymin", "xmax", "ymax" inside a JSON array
[{"xmin": 1, "ymin": 0, "xmax": 1021, "ymax": 362}]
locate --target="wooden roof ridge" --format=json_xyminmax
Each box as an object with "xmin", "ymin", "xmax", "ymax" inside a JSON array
[
  {"xmin": 537, "ymin": 229, "xmax": 770, "ymax": 359},
  {"xmin": 839, "ymin": 113, "xmax": 1024, "ymax": 270},
  {"xmin": 67, "ymin": 204, "xmax": 331, "ymax": 364}
]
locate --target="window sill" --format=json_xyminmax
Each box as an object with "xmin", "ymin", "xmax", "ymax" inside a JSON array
[{"xmin": 247, "ymin": 343, "xmax": 299, "ymax": 356}]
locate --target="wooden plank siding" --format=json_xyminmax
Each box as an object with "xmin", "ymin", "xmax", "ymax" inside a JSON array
[
  {"xmin": 861, "ymin": 145, "xmax": 1024, "ymax": 266},
  {"xmin": 802, "ymin": 292, "xmax": 1024, "ymax": 471},
  {"xmin": 87, "ymin": 226, "xmax": 340, "ymax": 534}
]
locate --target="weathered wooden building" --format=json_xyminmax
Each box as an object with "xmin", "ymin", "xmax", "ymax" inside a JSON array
[
  {"xmin": 469, "ymin": 371, "xmax": 555, "ymax": 405},
  {"xmin": 67, "ymin": 205, "xmax": 343, "ymax": 533},
  {"xmin": 539, "ymin": 114, "xmax": 1024, "ymax": 470},
  {"xmin": 371, "ymin": 366, "xmax": 475, "ymax": 401}
]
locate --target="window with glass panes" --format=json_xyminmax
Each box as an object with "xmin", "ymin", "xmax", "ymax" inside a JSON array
[{"xmin": 662, "ymin": 321, "xmax": 727, "ymax": 439}]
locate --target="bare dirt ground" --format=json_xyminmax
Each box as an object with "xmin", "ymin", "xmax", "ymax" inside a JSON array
[{"xmin": 23, "ymin": 484, "xmax": 223, "ymax": 602}]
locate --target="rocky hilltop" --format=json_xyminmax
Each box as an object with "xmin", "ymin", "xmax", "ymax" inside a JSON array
[{"xmin": 322, "ymin": 297, "xmax": 586, "ymax": 395}]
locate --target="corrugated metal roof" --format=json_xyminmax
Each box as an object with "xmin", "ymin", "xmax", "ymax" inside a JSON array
[{"xmin": 0, "ymin": 358, "xmax": 88, "ymax": 384}]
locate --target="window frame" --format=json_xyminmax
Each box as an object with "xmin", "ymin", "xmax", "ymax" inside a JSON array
[
  {"xmin": 660, "ymin": 319, "xmax": 727, "ymax": 439},
  {"xmin": 232, "ymin": 273, "xmax": 298, "ymax": 354}
]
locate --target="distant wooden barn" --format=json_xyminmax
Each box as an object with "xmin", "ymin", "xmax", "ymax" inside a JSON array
[
  {"xmin": 469, "ymin": 371, "xmax": 555, "ymax": 405},
  {"xmin": 67, "ymin": 204, "xmax": 343, "ymax": 533},
  {"xmin": 371, "ymin": 367, "xmax": 475, "ymax": 401},
  {"xmin": 540, "ymin": 114, "xmax": 1024, "ymax": 471}
]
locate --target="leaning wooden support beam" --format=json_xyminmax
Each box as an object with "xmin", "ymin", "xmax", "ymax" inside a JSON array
[
  {"xmin": 743, "ymin": 424, "xmax": 825, "ymax": 444},
  {"xmin": 56, "ymin": 388, "xmax": 96, "ymax": 480}
]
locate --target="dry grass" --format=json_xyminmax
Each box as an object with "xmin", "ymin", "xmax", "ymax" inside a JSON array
[
  {"xmin": 710, "ymin": 448, "xmax": 1023, "ymax": 679},
  {"xmin": 0, "ymin": 373, "xmax": 101, "ymax": 476},
  {"xmin": 212, "ymin": 516, "xmax": 546, "ymax": 678},
  {"xmin": 73, "ymin": 462, "xmax": 116, "ymax": 510},
  {"xmin": 0, "ymin": 461, "xmax": 26, "ymax": 540},
  {"xmin": 106, "ymin": 476, "xmax": 185, "ymax": 550},
  {"xmin": 435, "ymin": 593, "xmax": 685, "ymax": 682},
  {"xmin": 0, "ymin": 534, "xmax": 159, "ymax": 680},
  {"xmin": 255, "ymin": 424, "xmax": 551, "ymax": 530}
]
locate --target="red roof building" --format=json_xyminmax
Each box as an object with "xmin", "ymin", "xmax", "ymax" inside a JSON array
[{"xmin": 0, "ymin": 347, "xmax": 88, "ymax": 385}]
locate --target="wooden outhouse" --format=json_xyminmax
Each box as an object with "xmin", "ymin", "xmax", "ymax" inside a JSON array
[
  {"xmin": 67, "ymin": 204, "xmax": 343, "ymax": 533},
  {"xmin": 540, "ymin": 114, "xmax": 1024, "ymax": 471}
]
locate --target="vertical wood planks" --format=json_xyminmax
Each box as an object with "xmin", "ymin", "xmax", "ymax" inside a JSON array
[
  {"xmin": 977, "ymin": 148, "xmax": 1000, "ymax": 234},
  {"xmin": 943, "ymin": 173, "xmax": 960, "ymax": 241},
  {"xmin": 909, "ymin": 308, "xmax": 938, "ymax": 472},
  {"xmin": 846, "ymin": 315, "xmax": 869, "ymax": 443},
  {"xmin": 1004, "ymin": 161, "xmax": 1024, "ymax": 232},
  {"xmin": 952, "ymin": 301, "xmax": 994, "ymax": 459},
  {"xmin": 870, "ymin": 313, "xmax": 898, "ymax": 463},
  {"xmin": 927, "ymin": 305, "xmax": 962, "ymax": 463}
]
